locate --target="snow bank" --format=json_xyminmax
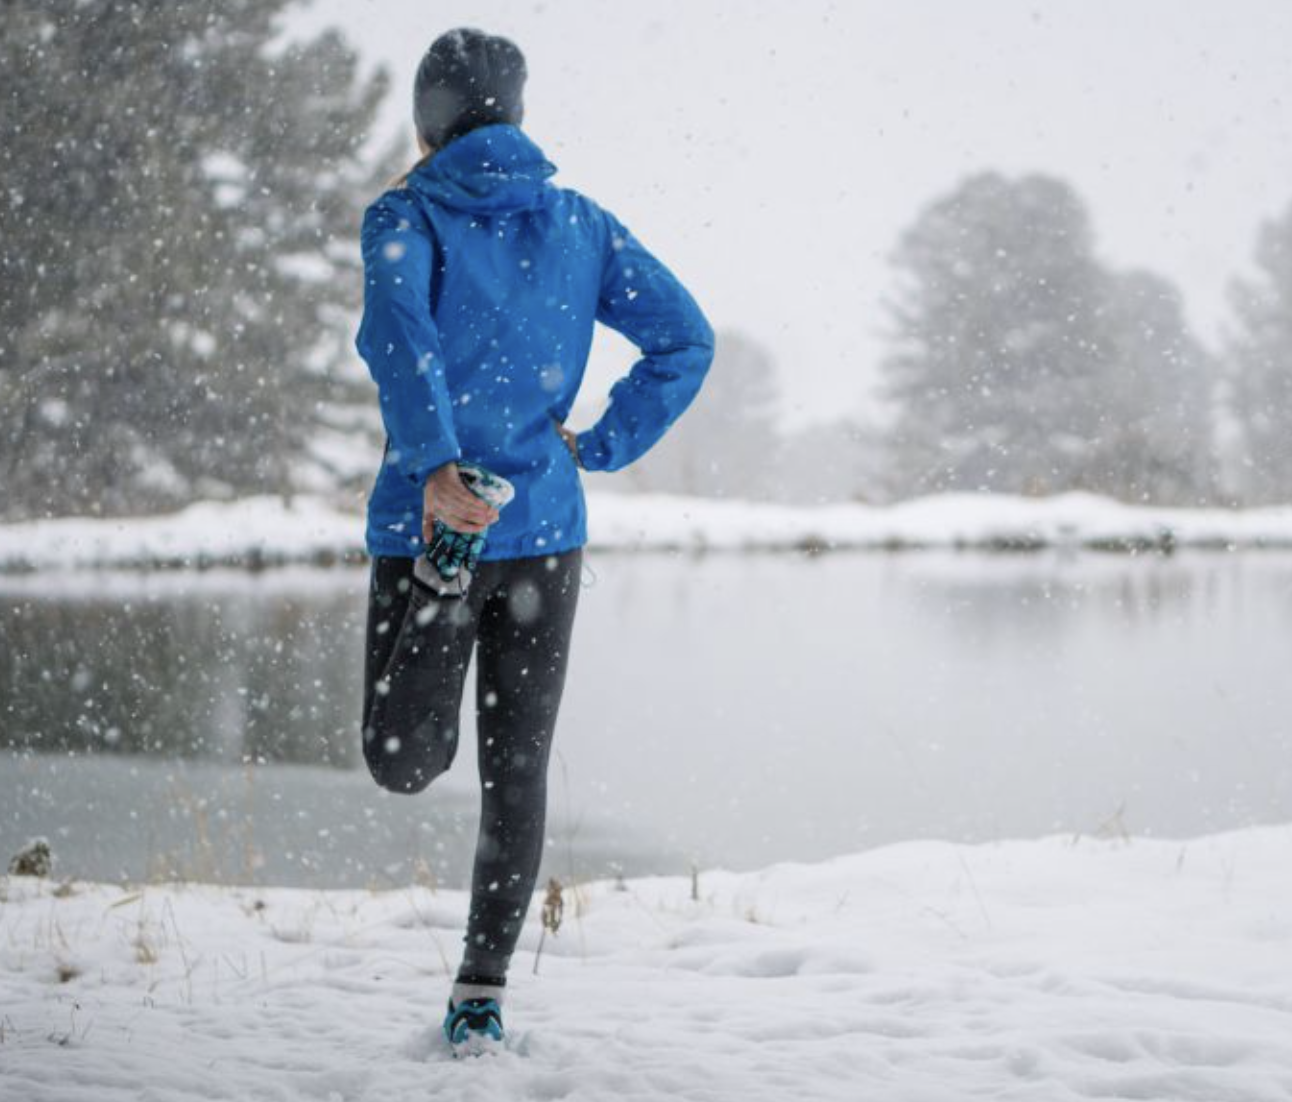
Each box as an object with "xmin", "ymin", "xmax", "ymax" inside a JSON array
[
  {"xmin": 588, "ymin": 491, "xmax": 1292, "ymax": 553},
  {"xmin": 0, "ymin": 496, "xmax": 361, "ymax": 573},
  {"xmin": 3, "ymin": 492, "xmax": 1292, "ymax": 573},
  {"xmin": 4, "ymin": 827, "xmax": 1291, "ymax": 1100}
]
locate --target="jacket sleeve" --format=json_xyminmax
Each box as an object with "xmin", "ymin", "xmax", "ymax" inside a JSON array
[
  {"xmin": 575, "ymin": 207, "xmax": 716, "ymax": 473},
  {"xmin": 354, "ymin": 192, "xmax": 461, "ymax": 486}
]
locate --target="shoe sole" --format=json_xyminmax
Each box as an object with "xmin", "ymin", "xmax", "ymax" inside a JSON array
[{"xmin": 450, "ymin": 1031, "xmax": 504, "ymax": 1058}]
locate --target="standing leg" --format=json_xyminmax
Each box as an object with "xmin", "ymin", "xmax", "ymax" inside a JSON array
[
  {"xmin": 455, "ymin": 548, "xmax": 582, "ymax": 987},
  {"xmin": 362, "ymin": 555, "xmax": 486, "ymax": 795}
]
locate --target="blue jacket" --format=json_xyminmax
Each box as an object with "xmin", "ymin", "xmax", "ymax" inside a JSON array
[{"xmin": 355, "ymin": 123, "xmax": 715, "ymax": 561}]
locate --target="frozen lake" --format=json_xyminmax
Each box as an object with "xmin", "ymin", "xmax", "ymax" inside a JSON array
[{"xmin": 2, "ymin": 551, "xmax": 1290, "ymax": 889}]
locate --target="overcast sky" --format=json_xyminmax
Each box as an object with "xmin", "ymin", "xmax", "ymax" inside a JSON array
[{"xmin": 296, "ymin": 0, "xmax": 1292, "ymax": 429}]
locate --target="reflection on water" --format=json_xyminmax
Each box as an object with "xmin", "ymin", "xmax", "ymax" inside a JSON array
[
  {"xmin": 2, "ymin": 553, "xmax": 1291, "ymax": 889},
  {"xmin": 2, "ymin": 571, "xmax": 363, "ymax": 766}
]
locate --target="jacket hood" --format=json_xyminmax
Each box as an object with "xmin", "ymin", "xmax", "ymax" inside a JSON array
[{"xmin": 407, "ymin": 124, "xmax": 557, "ymax": 214}]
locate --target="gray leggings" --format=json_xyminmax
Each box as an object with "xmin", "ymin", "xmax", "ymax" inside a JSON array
[{"xmin": 362, "ymin": 549, "xmax": 582, "ymax": 982}]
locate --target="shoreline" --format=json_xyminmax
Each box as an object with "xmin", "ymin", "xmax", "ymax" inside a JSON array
[{"xmin": 3, "ymin": 491, "xmax": 1292, "ymax": 574}]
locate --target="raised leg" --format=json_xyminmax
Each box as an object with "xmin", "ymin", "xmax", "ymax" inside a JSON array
[{"xmin": 362, "ymin": 556, "xmax": 483, "ymax": 794}]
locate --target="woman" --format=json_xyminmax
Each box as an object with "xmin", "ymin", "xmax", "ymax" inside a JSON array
[{"xmin": 355, "ymin": 28, "xmax": 714, "ymax": 1055}]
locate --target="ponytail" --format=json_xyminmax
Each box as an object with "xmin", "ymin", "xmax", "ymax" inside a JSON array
[{"xmin": 388, "ymin": 149, "xmax": 435, "ymax": 190}]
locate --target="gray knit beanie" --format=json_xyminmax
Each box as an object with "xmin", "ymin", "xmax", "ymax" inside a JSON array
[{"xmin": 413, "ymin": 28, "xmax": 527, "ymax": 150}]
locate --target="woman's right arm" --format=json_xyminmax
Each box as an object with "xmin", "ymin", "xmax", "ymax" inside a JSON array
[{"xmin": 354, "ymin": 192, "xmax": 462, "ymax": 487}]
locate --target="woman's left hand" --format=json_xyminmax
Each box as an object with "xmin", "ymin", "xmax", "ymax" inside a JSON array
[{"xmin": 552, "ymin": 418, "xmax": 581, "ymax": 467}]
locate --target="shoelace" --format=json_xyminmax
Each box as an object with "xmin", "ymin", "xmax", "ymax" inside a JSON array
[
  {"xmin": 446, "ymin": 997, "xmax": 503, "ymax": 1041},
  {"xmin": 425, "ymin": 519, "xmax": 487, "ymax": 582}
]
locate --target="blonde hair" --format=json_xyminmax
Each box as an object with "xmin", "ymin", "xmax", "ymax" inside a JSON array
[{"xmin": 388, "ymin": 149, "xmax": 435, "ymax": 190}]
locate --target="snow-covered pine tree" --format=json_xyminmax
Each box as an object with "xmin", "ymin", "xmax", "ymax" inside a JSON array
[
  {"xmin": 878, "ymin": 171, "xmax": 1214, "ymax": 504},
  {"xmin": 879, "ymin": 172, "xmax": 1112, "ymax": 499},
  {"xmin": 0, "ymin": 0, "xmax": 399, "ymax": 519},
  {"xmin": 1090, "ymin": 270, "xmax": 1216, "ymax": 505}
]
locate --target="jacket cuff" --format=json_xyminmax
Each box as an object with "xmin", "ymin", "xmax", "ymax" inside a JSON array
[
  {"xmin": 575, "ymin": 429, "xmax": 612, "ymax": 473},
  {"xmin": 394, "ymin": 438, "xmax": 462, "ymax": 486}
]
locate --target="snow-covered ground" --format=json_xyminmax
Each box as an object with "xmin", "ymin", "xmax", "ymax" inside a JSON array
[
  {"xmin": 3, "ymin": 827, "xmax": 1291, "ymax": 1100},
  {"xmin": 3, "ymin": 492, "xmax": 1292, "ymax": 573}
]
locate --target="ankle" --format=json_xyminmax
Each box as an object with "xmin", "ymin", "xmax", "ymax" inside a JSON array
[{"xmin": 452, "ymin": 973, "xmax": 506, "ymax": 1007}]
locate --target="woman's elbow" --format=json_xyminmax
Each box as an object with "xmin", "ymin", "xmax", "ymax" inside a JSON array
[{"xmin": 689, "ymin": 316, "xmax": 716, "ymax": 378}]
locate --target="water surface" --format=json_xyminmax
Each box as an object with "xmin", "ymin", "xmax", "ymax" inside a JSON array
[{"xmin": 2, "ymin": 552, "xmax": 1289, "ymax": 888}]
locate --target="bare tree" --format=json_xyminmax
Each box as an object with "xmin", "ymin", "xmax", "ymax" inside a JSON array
[
  {"xmin": 1227, "ymin": 200, "xmax": 1292, "ymax": 505},
  {"xmin": 622, "ymin": 329, "xmax": 783, "ymax": 500}
]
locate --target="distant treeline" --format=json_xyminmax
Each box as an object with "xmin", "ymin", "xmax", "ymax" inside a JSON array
[
  {"xmin": 636, "ymin": 175, "xmax": 1291, "ymax": 508},
  {"xmin": 3, "ymin": 3, "xmax": 1288, "ymax": 521}
]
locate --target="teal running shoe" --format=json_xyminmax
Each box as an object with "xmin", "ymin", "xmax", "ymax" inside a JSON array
[{"xmin": 443, "ymin": 995, "xmax": 505, "ymax": 1057}]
